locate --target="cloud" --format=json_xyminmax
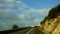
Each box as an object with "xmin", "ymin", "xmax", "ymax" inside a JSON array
[
  {"xmin": 25, "ymin": 8, "xmax": 50, "ymax": 16},
  {"xmin": 34, "ymin": 19, "xmax": 38, "ymax": 22},
  {"xmin": 0, "ymin": 0, "xmax": 28, "ymax": 30},
  {"xmin": 0, "ymin": 9, "xmax": 21, "ymax": 30},
  {"xmin": 19, "ymin": 14, "xmax": 25, "ymax": 19},
  {"xmin": 18, "ymin": 8, "xmax": 50, "ymax": 22},
  {"xmin": 0, "ymin": 0, "xmax": 50, "ymax": 31},
  {"xmin": 18, "ymin": 4, "xmax": 50, "ymax": 27},
  {"xmin": 5, "ymin": 0, "xmax": 15, "ymax": 2},
  {"xmin": 0, "ymin": 4, "xmax": 4, "ymax": 7}
]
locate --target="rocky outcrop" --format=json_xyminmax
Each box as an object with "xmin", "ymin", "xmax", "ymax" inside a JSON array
[{"xmin": 39, "ymin": 4, "xmax": 60, "ymax": 34}]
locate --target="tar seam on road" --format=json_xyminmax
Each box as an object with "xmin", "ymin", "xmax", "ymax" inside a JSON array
[{"xmin": 26, "ymin": 28, "xmax": 33, "ymax": 34}]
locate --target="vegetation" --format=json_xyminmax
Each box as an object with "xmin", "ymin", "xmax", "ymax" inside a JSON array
[
  {"xmin": 0, "ymin": 27, "xmax": 31, "ymax": 34},
  {"xmin": 47, "ymin": 4, "xmax": 60, "ymax": 20},
  {"xmin": 40, "ymin": 4, "xmax": 60, "ymax": 24},
  {"xmin": 12, "ymin": 24, "xmax": 19, "ymax": 30},
  {"xmin": 40, "ymin": 16, "xmax": 47, "ymax": 25}
]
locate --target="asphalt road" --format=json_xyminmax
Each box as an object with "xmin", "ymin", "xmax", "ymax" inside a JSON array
[{"xmin": 8, "ymin": 27, "xmax": 44, "ymax": 34}]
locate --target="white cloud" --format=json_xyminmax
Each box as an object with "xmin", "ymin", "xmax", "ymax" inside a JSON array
[
  {"xmin": 16, "ymin": 0, "xmax": 28, "ymax": 8},
  {"xmin": 6, "ymin": 3, "xmax": 15, "ymax": 7},
  {"xmin": 19, "ymin": 14, "xmax": 25, "ymax": 19},
  {"xmin": 5, "ymin": 0, "xmax": 15, "ymax": 2},
  {"xmin": 16, "ymin": 0, "xmax": 24, "ymax": 4},
  {"xmin": 0, "ymin": 0, "xmax": 50, "ymax": 30},
  {"xmin": 18, "ymin": 6, "xmax": 50, "ymax": 27},
  {"xmin": 18, "ymin": 7, "xmax": 25, "ymax": 11},
  {"xmin": 16, "ymin": 0, "xmax": 29, "ymax": 11},
  {"xmin": 17, "ymin": 0, "xmax": 50, "ymax": 27},
  {"xmin": 25, "ymin": 8, "xmax": 50, "ymax": 16},
  {"xmin": 0, "ymin": 4, "xmax": 4, "ymax": 7},
  {"xmin": 34, "ymin": 19, "xmax": 38, "ymax": 22}
]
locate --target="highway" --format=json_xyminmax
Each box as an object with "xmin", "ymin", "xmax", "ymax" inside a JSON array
[{"xmin": 7, "ymin": 27, "xmax": 44, "ymax": 34}]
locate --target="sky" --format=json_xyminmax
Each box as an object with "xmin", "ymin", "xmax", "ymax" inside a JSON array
[
  {"xmin": 0, "ymin": 0, "xmax": 60, "ymax": 30},
  {"xmin": 20, "ymin": 0, "xmax": 60, "ymax": 9}
]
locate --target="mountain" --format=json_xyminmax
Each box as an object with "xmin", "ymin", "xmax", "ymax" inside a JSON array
[{"xmin": 39, "ymin": 4, "xmax": 60, "ymax": 34}]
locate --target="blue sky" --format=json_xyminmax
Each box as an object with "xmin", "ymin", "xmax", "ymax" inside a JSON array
[
  {"xmin": 0, "ymin": 0, "xmax": 60, "ymax": 30},
  {"xmin": 20, "ymin": 0, "xmax": 60, "ymax": 9}
]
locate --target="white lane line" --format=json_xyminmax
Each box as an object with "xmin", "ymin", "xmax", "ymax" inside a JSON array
[{"xmin": 26, "ymin": 28, "xmax": 33, "ymax": 34}]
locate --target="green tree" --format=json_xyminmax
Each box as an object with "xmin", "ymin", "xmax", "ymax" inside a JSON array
[
  {"xmin": 40, "ymin": 4, "xmax": 60, "ymax": 24},
  {"xmin": 12, "ymin": 24, "xmax": 19, "ymax": 30},
  {"xmin": 47, "ymin": 4, "xmax": 60, "ymax": 20}
]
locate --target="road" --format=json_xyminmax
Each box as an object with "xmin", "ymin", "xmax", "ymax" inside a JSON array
[{"xmin": 8, "ymin": 27, "xmax": 44, "ymax": 34}]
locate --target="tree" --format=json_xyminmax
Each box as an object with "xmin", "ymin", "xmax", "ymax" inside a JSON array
[
  {"xmin": 40, "ymin": 4, "xmax": 60, "ymax": 24},
  {"xmin": 47, "ymin": 4, "xmax": 60, "ymax": 20},
  {"xmin": 12, "ymin": 24, "xmax": 19, "ymax": 30}
]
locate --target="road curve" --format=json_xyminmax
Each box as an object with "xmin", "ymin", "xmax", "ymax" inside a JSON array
[
  {"xmin": 8, "ymin": 28, "xmax": 33, "ymax": 34},
  {"xmin": 7, "ymin": 27, "xmax": 44, "ymax": 34},
  {"xmin": 26, "ymin": 28, "xmax": 33, "ymax": 34}
]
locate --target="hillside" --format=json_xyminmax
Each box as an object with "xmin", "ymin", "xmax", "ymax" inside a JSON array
[{"xmin": 39, "ymin": 4, "xmax": 60, "ymax": 34}]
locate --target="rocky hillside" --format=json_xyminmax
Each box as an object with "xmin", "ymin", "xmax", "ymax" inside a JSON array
[{"xmin": 39, "ymin": 4, "xmax": 60, "ymax": 34}]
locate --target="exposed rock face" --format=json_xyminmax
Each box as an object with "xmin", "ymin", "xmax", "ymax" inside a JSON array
[
  {"xmin": 39, "ymin": 5, "xmax": 60, "ymax": 34},
  {"xmin": 43, "ymin": 16, "xmax": 60, "ymax": 34}
]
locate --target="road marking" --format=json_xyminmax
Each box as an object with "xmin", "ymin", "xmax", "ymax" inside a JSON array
[{"xmin": 26, "ymin": 28, "xmax": 33, "ymax": 34}]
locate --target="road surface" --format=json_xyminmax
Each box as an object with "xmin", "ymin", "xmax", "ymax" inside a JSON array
[
  {"xmin": 7, "ymin": 27, "xmax": 44, "ymax": 34},
  {"xmin": 0, "ymin": 27, "xmax": 44, "ymax": 34}
]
